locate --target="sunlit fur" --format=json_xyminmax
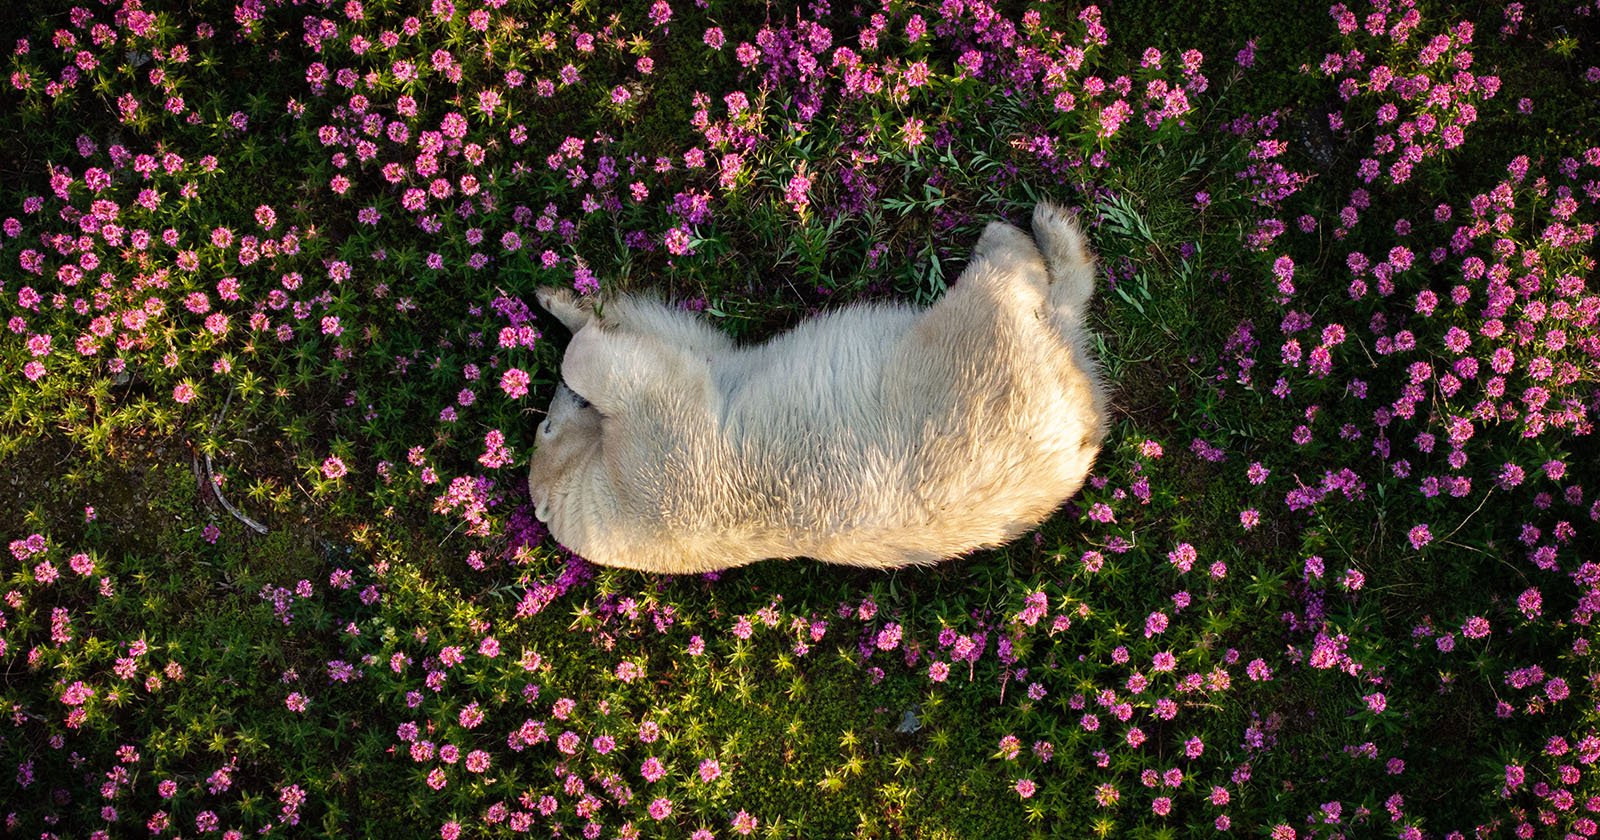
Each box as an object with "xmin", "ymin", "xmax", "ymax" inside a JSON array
[{"xmin": 527, "ymin": 202, "xmax": 1109, "ymax": 573}]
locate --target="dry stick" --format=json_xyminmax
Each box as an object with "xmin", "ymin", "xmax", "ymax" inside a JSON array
[
  {"xmin": 205, "ymin": 451, "xmax": 268, "ymax": 535},
  {"xmin": 202, "ymin": 390, "xmax": 269, "ymax": 535}
]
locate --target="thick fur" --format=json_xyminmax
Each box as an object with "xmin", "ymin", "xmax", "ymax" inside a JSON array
[{"xmin": 527, "ymin": 202, "xmax": 1110, "ymax": 573}]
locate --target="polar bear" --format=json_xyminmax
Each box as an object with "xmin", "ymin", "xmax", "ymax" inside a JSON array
[{"xmin": 527, "ymin": 202, "xmax": 1108, "ymax": 573}]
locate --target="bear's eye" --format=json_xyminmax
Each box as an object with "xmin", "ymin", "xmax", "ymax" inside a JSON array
[{"xmin": 541, "ymin": 419, "xmax": 553, "ymax": 435}]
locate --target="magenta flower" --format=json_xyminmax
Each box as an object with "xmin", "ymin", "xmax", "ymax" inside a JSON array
[
  {"xmin": 784, "ymin": 172, "xmax": 811, "ymax": 212},
  {"xmin": 1517, "ymin": 587, "xmax": 1542, "ymax": 619},
  {"xmin": 647, "ymin": 0, "xmax": 672, "ymax": 27},
  {"xmin": 1144, "ymin": 611, "xmax": 1169, "ymax": 637},
  {"xmin": 1167, "ymin": 543, "xmax": 1197, "ymax": 573},
  {"xmin": 1465, "ymin": 611, "xmax": 1491, "ymax": 640},
  {"xmin": 1407, "ymin": 524, "xmax": 1432, "ymax": 549}
]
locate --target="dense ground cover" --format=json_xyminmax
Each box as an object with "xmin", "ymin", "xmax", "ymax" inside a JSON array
[{"xmin": 1, "ymin": 0, "xmax": 1597, "ymax": 836}]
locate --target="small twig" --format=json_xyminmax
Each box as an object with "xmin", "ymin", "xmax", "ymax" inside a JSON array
[
  {"xmin": 199, "ymin": 389, "xmax": 268, "ymax": 535},
  {"xmin": 205, "ymin": 452, "xmax": 268, "ymax": 535},
  {"xmin": 1437, "ymin": 488, "xmax": 1494, "ymax": 546}
]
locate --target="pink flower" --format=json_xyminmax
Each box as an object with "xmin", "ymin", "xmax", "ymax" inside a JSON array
[
  {"xmin": 902, "ymin": 117, "xmax": 926, "ymax": 148},
  {"xmin": 1015, "ymin": 778, "xmax": 1037, "ymax": 798},
  {"xmin": 1407, "ymin": 524, "xmax": 1432, "ymax": 549},
  {"xmin": 641, "ymin": 756, "xmax": 665, "ymax": 782},
  {"xmin": 478, "ymin": 429, "xmax": 512, "ymax": 469},
  {"xmin": 692, "ymin": 758, "xmax": 721, "ymax": 783},
  {"xmin": 499, "ymin": 368, "xmax": 530, "ymax": 399},
  {"xmin": 1167, "ymin": 543, "xmax": 1197, "ymax": 573},
  {"xmin": 321, "ymin": 456, "xmax": 348, "ymax": 480}
]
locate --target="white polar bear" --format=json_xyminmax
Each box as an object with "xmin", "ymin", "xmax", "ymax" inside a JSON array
[{"xmin": 527, "ymin": 202, "xmax": 1109, "ymax": 573}]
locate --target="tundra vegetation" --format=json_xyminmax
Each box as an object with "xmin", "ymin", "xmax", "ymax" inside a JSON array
[{"xmin": 1, "ymin": 0, "xmax": 1597, "ymax": 838}]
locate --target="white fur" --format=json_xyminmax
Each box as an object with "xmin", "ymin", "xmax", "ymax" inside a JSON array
[{"xmin": 527, "ymin": 202, "xmax": 1109, "ymax": 573}]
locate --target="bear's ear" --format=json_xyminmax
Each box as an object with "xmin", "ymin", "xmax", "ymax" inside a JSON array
[{"xmin": 562, "ymin": 325, "xmax": 704, "ymax": 417}]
